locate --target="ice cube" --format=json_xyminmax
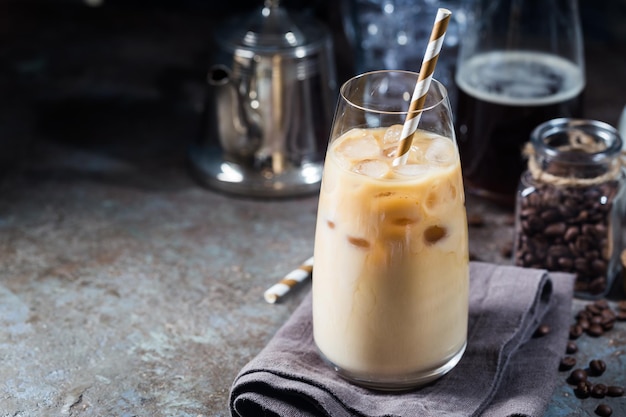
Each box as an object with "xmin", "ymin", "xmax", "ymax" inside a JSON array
[
  {"xmin": 393, "ymin": 162, "xmax": 430, "ymax": 177},
  {"xmin": 334, "ymin": 131, "xmax": 381, "ymax": 162},
  {"xmin": 424, "ymin": 137, "xmax": 454, "ymax": 165},
  {"xmin": 404, "ymin": 145, "xmax": 425, "ymax": 164},
  {"xmin": 382, "ymin": 146, "xmax": 398, "ymax": 158},
  {"xmin": 353, "ymin": 159, "xmax": 390, "ymax": 178},
  {"xmin": 382, "ymin": 124, "xmax": 404, "ymax": 147}
]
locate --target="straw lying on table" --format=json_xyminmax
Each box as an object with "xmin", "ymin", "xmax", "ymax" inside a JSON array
[
  {"xmin": 394, "ymin": 8, "xmax": 452, "ymax": 166},
  {"xmin": 264, "ymin": 257, "xmax": 314, "ymax": 304}
]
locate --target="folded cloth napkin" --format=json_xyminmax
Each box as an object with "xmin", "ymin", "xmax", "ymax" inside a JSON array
[{"xmin": 230, "ymin": 262, "xmax": 574, "ymax": 417}]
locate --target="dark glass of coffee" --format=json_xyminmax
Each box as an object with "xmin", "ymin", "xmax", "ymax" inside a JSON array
[{"xmin": 455, "ymin": 0, "xmax": 585, "ymax": 206}]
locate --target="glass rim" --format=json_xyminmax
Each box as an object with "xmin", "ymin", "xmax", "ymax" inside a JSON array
[{"xmin": 339, "ymin": 69, "xmax": 448, "ymax": 115}]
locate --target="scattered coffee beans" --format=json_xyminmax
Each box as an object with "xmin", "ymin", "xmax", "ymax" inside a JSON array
[
  {"xmin": 573, "ymin": 299, "xmax": 618, "ymax": 338},
  {"xmin": 591, "ymin": 383, "xmax": 608, "ymax": 399},
  {"xmin": 568, "ymin": 368, "xmax": 588, "ymax": 385},
  {"xmin": 587, "ymin": 324, "xmax": 604, "ymax": 337},
  {"xmin": 589, "ymin": 359, "xmax": 607, "ymax": 376},
  {"xmin": 574, "ymin": 380, "xmax": 593, "ymax": 399},
  {"xmin": 569, "ymin": 324, "xmax": 583, "ymax": 339},
  {"xmin": 607, "ymin": 386, "xmax": 624, "ymax": 397},
  {"xmin": 559, "ymin": 356, "xmax": 577, "ymax": 371},
  {"xmin": 561, "ymin": 299, "xmax": 625, "ymax": 415},
  {"xmin": 595, "ymin": 403, "xmax": 612, "ymax": 416},
  {"xmin": 566, "ymin": 341, "xmax": 578, "ymax": 354}
]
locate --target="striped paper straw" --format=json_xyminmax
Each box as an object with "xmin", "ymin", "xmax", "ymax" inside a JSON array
[
  {"xmin": 264, "ymin": 256, "xmax": 314, "ymax": 304},
  {"xmin": 393, "ymin": 8, "xmax": 452, "ymax": 166}
]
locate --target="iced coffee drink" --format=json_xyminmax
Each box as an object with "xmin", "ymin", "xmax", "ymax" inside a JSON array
[{"xmin": 313, "ymin": 124, "xmax": 469, "ymax": 389}]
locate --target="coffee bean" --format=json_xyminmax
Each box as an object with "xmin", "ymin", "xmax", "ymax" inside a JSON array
[
  {"xmin": 601, "ymin": 308, "xmax": 616, "ymax": 321},
  {"xmin": 528, "ymin": 217, "xmax": 544, "ymax": 232},
  {"xmin": 574, "ymin": 258, "xmax": 589, "ymax": 273},
  {"xmin": 587, "ymin": 324, "xmax": 604, "ymax": 337},
  {"xmin": 591, "ymin": 259, "xmax": 607, "ymax": 274},
  {"xmin": 582, "ymin": 223, "xmax": 599, "ymax": 237},
  {"xmin": 545, "ymin": 222, "xmax": 567, "ymax": 236},
  {"xmin": 575, "ymin": 210, "xmax": 590, "ymax": 223},
  {"xmin": 594, "ymin": 299, "xmax": 609, "ymax": 310},
  {"xmin": 578, "ymin": 317, "xmax": 590, "ymax": 330},
  {"xmin": 574, "ymin": 380, "xmax": 592, "ymax": 399},
  {"xmin": 566, "ymin": 341, "xmax": 578, "ymax": 354},
  {"xmin": 617, "ymin": 310, "xmax": 626, "ymax": 321},
  {"xmin": 564, "ymin": 226, "xmax": 579, "ymax": 242},
  {"xmin": 591, "ymin": 383, "xmax": 608, "ymax": 398},
  {"xmin": 559, "ymin": 356, "xmax": 577, "ymax": 371},
  {"xmin": 548, "ymin": 245, "xmax": 569, "ymax": 257},
  {"xmin": 602, "ymin": 320, "xmax": 615, "ymax": 331},
  {"xmin": 559, "ymin": 204, "xmax": 576, "ymax": 218},
  {"xmin": 595, "ymin": 223, "xmax": 608, "ymax": 236},
  {"xmin": 587, "ymin": 304, "xmax": 602, "ymax": 315},
  {"xmin": 533, "ymin": 324, "xmax": 550, "ymax": 338},
  {"xmin": 569, "ymin": 324, "xmax": 583, "ymax": 339},
  {"xmin": 589, "ymin": 359, "xmax": 607, "ymax": 376},
  {"xmin": 607, "ymin": 386, "xmax": 624, "ymax": 397},
  {"xmin": 540, "ymin": 208, "xmax": 560, "ymax": 222},
  {"xmin": 595, "ymin": 403, "xmax": 612, "ymax": 416},
  {"xmin": 568, "ymin": 368, "xmax": 588, "ymax": 385},
  {"xmin": 557, "ymin": 257, "xmax": 574, "ymax": 269}
]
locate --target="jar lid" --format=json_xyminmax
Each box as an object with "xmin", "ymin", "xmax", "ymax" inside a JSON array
[{"xmin": 215, "ymin": 0, "xmax": 330, "ymax": 57}]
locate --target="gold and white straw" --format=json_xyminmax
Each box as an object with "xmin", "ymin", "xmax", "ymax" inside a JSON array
[
  {"xmin": 264, "ymin": 256, "xmax": 314, "ymax": 304},
  {"xmin": 393, "ymin": 8, "xmax": 452, "ymax": 166}
]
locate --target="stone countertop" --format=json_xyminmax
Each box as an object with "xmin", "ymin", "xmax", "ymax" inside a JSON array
[{"xmin": 1, "ymin": 1, "xmax": 625, "ymax": 416}]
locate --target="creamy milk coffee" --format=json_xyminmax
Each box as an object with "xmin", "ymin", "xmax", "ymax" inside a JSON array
[{"xmin": 313, "ymin": 125, "xmax": 469, "ymax": 386}]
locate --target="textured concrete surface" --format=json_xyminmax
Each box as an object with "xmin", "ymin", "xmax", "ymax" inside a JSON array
[
  {"xmin": 0, "ymin": 1, "xmax": 625, "ymax": 416},
  {"xmin": 0, "ymin": 168, "xmax": 318, "ymax": 416}
]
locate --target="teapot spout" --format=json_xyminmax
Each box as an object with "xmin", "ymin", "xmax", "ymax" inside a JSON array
[{"xmin": 205, "ymin": 65, "xmax": 260, "ymax": 161}]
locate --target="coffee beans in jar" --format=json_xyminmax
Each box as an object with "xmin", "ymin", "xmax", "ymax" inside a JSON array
[{"xmin": 514, "ymin": 119, "xmax": 626, "ymax": 299}]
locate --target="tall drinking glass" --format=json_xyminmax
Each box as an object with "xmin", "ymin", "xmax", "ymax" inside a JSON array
[
  {"xmin": 455, "ymin": 0, "xmax": 585, "ymax": 206},
  {"xmin": 312, "ymin": 70, "xmax": 469, "ymax": 390}
]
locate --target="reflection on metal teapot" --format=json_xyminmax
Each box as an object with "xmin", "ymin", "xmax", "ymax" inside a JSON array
[{"xmin": 190, "ymin": 0, "xmax": 337, "ymax": 198}]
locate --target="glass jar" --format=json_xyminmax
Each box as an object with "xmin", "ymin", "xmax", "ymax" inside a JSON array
[{"xmin": 514, "ymin": 118, "xmax": 626, "ymax": 299}]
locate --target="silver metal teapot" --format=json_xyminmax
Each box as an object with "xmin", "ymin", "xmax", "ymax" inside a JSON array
[{"xmin": 190, "ymin": 0, "xmax": 337, "ymax": 197}]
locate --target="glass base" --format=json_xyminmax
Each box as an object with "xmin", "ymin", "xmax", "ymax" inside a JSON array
[{"xmin": 317, "ymin": 342, "xmax": 467, "ymax": 391}]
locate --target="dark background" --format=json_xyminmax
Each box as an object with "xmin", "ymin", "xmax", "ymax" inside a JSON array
[{"xmin": 0, "ymin": 0, "xmax": 624, "ymax": 185}]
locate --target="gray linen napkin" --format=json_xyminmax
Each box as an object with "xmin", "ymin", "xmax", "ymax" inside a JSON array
[{"xmin": 230, "ymin": 262, "xmax": 574, "ymax": 417}]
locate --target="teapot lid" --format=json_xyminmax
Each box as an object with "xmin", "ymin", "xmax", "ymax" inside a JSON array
[{"xmin": 215, "ymin": 0, "xmax": 330, "ymax": 56}]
